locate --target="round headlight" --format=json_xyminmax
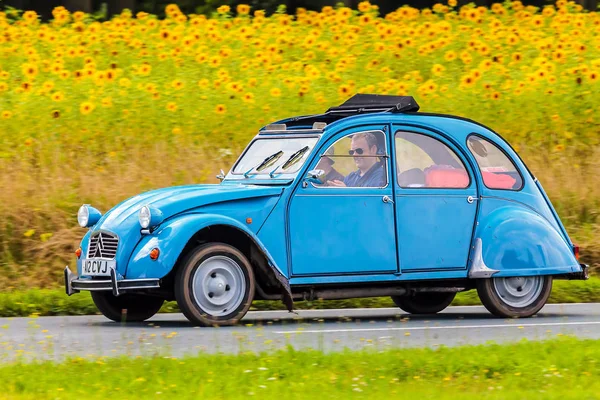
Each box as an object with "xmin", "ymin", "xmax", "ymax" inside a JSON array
[
  {"xmin": 77, "ymin": 205, "xmax": 102, "ymax": 228},
  {"xmin": 139, "ymin": 205, "xmax": 164, "ymax": 230},
  {"xmin": 77, "ymin": 205, "xmax": 89, "ymax": 228},
  {"xmin": 139, "ymin": 205, "xmax": 151, "ymax": 229}
]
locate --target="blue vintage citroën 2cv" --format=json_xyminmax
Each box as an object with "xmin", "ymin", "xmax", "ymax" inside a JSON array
[{"xmin": 66, "ymin": 94, "xmax": 588, "ymax": 326}]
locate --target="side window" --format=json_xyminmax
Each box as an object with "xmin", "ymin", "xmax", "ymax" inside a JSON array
[
  {"xmin": 467, "ymin": 136, "xmax": 523, "ymax": 190},
  {"xmin": 395, "ymin": 131, "xmax": 469, "ymax": 189},
  {"xmin": 315, "ymin": 130, "xmax": 388, "ymax": 188}
]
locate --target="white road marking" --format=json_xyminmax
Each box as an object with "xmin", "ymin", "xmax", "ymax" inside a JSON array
[
  {"xmin": 253, "ymin": 303, "xmax": 596, "ymax": 315},
  {"xmin": 274, "ymin": 321, "xmax": 600, "ymax": 334}
]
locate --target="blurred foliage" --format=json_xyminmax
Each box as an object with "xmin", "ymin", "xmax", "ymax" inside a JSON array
[{"xmin": 0, "ymin": 1, "xmax": 599, "ymax": 288}]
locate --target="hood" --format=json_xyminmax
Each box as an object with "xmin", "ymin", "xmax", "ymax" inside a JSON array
[
  {"xmin": 82, "ymin": 184, "xmax": 283, "ymax": 275},
  {"xmin": 95, "ymin": 184, "xmax": 283, "ymax": 234}
]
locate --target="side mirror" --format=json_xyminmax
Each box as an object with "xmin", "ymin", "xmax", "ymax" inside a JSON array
[
  {"xmin": 216, "ymin": 169, "xmax": 225, "ymax": 182},
  {"xmin": 305, "ymin": 169, "xmax": 326, "ymax": 185}
]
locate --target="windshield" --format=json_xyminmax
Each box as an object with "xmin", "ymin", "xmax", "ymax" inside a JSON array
[{"xmin": 233, "ymin": 137, "xmax": 319, "ymax": 176}]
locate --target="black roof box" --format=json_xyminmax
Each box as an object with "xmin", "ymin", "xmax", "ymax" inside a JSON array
[{"xmin": 327, "ymin": 94, "xmax": 420, "ymax": 114}]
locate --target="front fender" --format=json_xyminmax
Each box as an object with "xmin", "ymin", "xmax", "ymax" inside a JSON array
[
  {"xmin": 473, "ymin": 200, "xmax": 580, "ymax": 277},
  {"xmin": 125, "ymin": 213, "xmax": 288, "ymax": 282}
]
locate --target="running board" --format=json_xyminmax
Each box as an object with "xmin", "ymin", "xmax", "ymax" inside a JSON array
[{"xmin": 292, "ymin": 286, "xmax": 466, "ymax": 301}]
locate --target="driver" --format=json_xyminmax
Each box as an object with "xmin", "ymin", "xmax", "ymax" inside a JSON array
[{"xmin": 328, "ymin": 132, "xmax": 385, "ymax": 188}]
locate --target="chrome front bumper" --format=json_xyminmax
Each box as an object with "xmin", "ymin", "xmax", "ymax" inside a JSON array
[{"xmin": 64, "ymin": 266, "xmax": 160, "ymax": 297}]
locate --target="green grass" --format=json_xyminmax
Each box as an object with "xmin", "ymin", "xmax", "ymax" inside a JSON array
[
  {"xmin": 2, "ymin": 338, "xmax": 600, "ymax": 399},
  {"xmin": 1, "ymin": 277, "xmax": 598, "ymax": 318}
]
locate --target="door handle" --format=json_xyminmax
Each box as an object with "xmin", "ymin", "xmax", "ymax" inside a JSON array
[
  {"xmin": 382, "ymin": 195, "xmax": 394, "ymax": 204},
  {"xmin": 467, "ymin": 196, "xmax": 479, "ymax": 204}
]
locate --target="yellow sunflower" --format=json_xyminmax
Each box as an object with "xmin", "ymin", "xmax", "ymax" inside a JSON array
[
  {"xmin": 80, "ymin": 101, "xmax": 95, "ymax": 115},
  {"xmin": 215, "ymin": 104, "xmax": 227, "ymax": 114},
  {"xmin": 237, "ymin": 4, "xmax": 251, "ymax": 14},
  {"xmin": 51, "ymin": 92, "xmax": 64, "ymax": 102}
]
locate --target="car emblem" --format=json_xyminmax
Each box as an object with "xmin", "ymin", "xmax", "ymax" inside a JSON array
[{"xmin": 93, "ymin": 234, "xmax": 104, "ymax": 258}]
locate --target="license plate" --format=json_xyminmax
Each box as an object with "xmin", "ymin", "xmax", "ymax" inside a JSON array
[{"xmin": 82, "ymin": 259, "xmax": 116, "ymax": 276}]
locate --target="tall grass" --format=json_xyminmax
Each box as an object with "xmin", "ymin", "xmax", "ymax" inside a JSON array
[{"xmin": 1, "ymin": 2, "xmax": 599, "ymax": 288}]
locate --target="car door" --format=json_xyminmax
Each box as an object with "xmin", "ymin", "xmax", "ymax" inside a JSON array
[
  {"xmin": 288, "ymin": 127, "xmax": 398, "ymax": 276},
  {"xmin": 393, "ymin": 127, "xmax": 478, "ymax": 272}
]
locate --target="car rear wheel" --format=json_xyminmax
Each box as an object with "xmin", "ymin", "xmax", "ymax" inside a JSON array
[
  {"xmin": 476, "ymin": 276, "xmax": 552, "ymax": 318},
  {"xmin": 175, "ymin": 243, "xmax": 255, "ymax": 327},
  {"xmin": 391, "ymin": 292, "xmax": 456, "ymax": 314},
  {"xmin": 91, "ymin": 292, "xmax": 164, "ymax": 322}
]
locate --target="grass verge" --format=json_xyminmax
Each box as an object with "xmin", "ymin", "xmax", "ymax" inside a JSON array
[
  {"xmin": 1, "ymin": 338, "xmax": 600, "ymax": 399},
  {"xmin": 0, "ymin": 278, "xmax": 598, "ymax": 318}
]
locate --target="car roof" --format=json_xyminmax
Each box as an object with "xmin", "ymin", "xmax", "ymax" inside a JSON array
[
  {"xmin": 261, "ymin": 94, "xmax": 499, "ymax": 145},
  {"xmin": 259, "ymin": 94, "xmax": 534, "ymax": 180}
]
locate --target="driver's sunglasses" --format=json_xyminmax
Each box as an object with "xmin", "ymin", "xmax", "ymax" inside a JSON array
[{"xmin": 348, "ymin": 148, "xmax": 365, "ymax": 156}]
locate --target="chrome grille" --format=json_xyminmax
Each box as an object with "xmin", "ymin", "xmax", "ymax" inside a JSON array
[{"xmin": 87, "ymin": 232, "xmax": 119, "ymax": 259}]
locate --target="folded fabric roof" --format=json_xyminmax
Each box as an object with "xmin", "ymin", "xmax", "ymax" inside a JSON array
[{"xmin": 326, "ymin": 94, "xmax": 420, "ymax": 114}]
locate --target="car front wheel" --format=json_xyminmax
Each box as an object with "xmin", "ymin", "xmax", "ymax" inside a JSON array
[
  {"xmin": 175, "ymin": 243, "xmax": 255, "ymax": 327},
  {"xmin": 91, "ymin": 292, "xmax": 164, "ymax": 322},
  {"xmin": 476, "ymin": 276, "xmax": 552, "ymax": 318},
  {"xmin": 391, "ymin": 292, "xmax": 456, "ymax": 314}
]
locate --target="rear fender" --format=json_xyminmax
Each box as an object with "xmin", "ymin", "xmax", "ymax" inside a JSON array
[
  {"xmin": 125, "ymin": 213, "xmax": 291, "ymax": 296},
  {"xmin": 470, "ymin": 201, "xmax": 581, "ymax": 277}
]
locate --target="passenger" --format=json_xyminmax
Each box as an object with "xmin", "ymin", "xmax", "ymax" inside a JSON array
[
  {"xmin": 328, "ymin": 132, "xmax": 386, "ymax": 188},
  {"xmin": 316, "ymin": 147, "xmax": 345, "ymax": 183},
  {"xmin": 397, "ymin": 168, "xmax": 426, "ymax": 188}
]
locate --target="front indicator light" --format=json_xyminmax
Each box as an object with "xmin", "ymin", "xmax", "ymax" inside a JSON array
[
  {"xmin": 149, "ymin": 248, "xmax": 160, "ymax": 260},
  {"xmin": 574, "ymin": 244, "xmax": 580, "ymax": 261},
  {"xmin": 75, "ymin": 247, "xmax": 82, "ymax": 258}
]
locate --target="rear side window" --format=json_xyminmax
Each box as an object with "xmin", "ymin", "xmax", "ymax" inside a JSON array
[
  {"xmin": 467, "ymin": 136, "xmax": 523, "ymax": 190},
  {"xmin": 396, "ymin": 131, "xmax": 469, "ymax": 189}
]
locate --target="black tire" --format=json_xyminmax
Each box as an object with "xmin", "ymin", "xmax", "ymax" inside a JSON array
[
  {"xmin": 391, "ymin": 292, "xmax": 456, "ymax": 314},
  {"xmin": 175, "ymin": 243, "xmax": 255, "ymax": 327},
  {"xmin": 476, "ymin": 276, "xmax": 552, "ymax": 318},
  {"xmin": 91, "ymin": 292, "xmax": 164, "ymax": 322}
]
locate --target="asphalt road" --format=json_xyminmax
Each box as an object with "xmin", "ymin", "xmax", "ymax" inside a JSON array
[{"xmin": 1, "ymin": 303, "xmax": 600, "ymax": 361}]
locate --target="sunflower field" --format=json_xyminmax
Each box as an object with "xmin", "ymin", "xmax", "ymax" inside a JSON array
[{"xmin": 0, "ymin": 1, "xmax": 599, "ymax": 287}]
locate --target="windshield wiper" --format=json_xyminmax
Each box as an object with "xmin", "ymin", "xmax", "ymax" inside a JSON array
[
  {"xmin": 281, "ymin": 146, "xmax": 310, "ymax": 170},
  {"xmin": 268, "ymin": 146, "xmax": 310, "ymax": 178},
  {"xmin": 244, "ymin": 151, "xmax": 284, "ymax": 178}
]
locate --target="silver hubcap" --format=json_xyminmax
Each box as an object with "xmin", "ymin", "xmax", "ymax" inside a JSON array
[
  {"xmin": 492, "ymin": 276, "xmax": 544, "ymax": 308},
  {"xmin": 192, "ymin": 256, "xmax": 246, "ymax": 317}
]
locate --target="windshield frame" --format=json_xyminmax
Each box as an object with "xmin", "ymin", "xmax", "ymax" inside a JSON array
[{"xmin": 228, "ymin": 134, "xmax": 321, "ymax": 179}]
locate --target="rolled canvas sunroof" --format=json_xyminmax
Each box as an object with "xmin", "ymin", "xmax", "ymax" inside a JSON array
[{"xmin": 327, "ymin": 94, "xmax": 420, "ymax": 113}]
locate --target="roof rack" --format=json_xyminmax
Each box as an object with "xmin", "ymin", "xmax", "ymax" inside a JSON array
[{"xmin": 326, "ymin": 94, "xmax": 420, "ymax": 114}]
